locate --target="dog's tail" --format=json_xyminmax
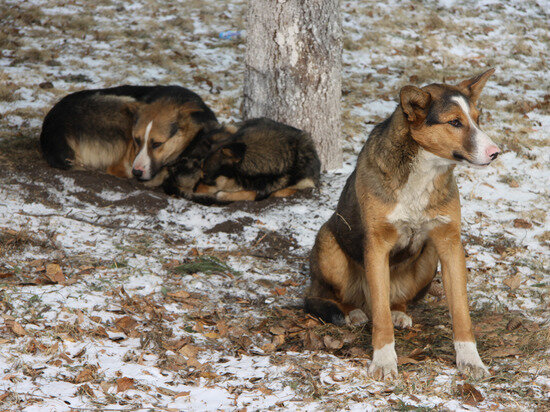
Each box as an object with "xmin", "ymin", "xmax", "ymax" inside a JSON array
[{"xmin": 304, "ymin": 297, "xmax": 346, "ymax": 326}]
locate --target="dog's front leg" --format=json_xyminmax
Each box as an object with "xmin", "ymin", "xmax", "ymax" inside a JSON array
[
  {"xmin": 365, "ymin": 237, "xmax": 398, "ymax": 380},
  {"xmin": 430, "ymin": 223, "xmax": 489, "ymax": 379}
]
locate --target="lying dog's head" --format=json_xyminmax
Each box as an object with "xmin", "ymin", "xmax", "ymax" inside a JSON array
[
  {"xmin": 201, "ymin": 141, "xmax": 246, "ymax": 185},
  {"xmin": 125, "ymin": 99, "xmax": 216, "ymax": 181},
  {"xmin": 400, "ymin": 68, "xmax": 500, "ymax": 166}
]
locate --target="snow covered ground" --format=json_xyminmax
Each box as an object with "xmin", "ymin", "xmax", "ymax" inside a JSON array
[{"xmin": 0, "ymin": 0, "xmax": 548, "ymax": 410}]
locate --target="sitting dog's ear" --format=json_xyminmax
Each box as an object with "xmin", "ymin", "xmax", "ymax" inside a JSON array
[
  {"xmin": 457, "ymin": 68, "xmax": 494, "ymax": 104},
  {"xmin": 220, "ymin": 142, "xmax": 247, "ymax": 163},
  {"xmin": 400, "ymin": 86, "xmax": 431, "ymax": 124}
]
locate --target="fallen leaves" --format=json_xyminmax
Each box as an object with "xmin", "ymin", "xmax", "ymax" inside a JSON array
[
  {"xmin": 44, "ymin": 263, "xmax": 65, "ymax": 284},
  {"xmin": 458, "ymin": 383, "xmax": 484, "ymax": 406},
  {"xmin": 5, "ymin": 319, "xmax": 27, "ymax": 336},
  {"xmin": 486, "ymin": 347, "xmax": 521, "ymax": 358},
  {"xmin": 513, "ymin": 218, "xmax": 532, "ymax": 229},
  {"xmin": 323, "ymin": 335, "xmax": 343, "ymax": 350},
  {"xmin": 114, "ymin": 316, "xmax": 138, "ymax": 334},
  {"xmin": 503, "ymin": 273, "xmax": 522, "ymax": 290},
  {"xmin": 74, "ymin": 366, "xmax": 97, "ymax": 384},
  {"xmin": 116, "ymin": 377, "xmax": 135, "ymax": 392}
]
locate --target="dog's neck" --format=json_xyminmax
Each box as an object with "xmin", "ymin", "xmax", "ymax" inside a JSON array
[{"xmin": 361, "ymin": 108, "xmax": 454, "ymax": 202}]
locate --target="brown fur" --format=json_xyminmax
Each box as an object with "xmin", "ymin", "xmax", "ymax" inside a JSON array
[
  {"xmin": 40, "ymin": 85, "xmax": 218, "ymax": 185},
  {"xmin": 163, "ymin": 118, "xmax": 321, "ymax": 203},
  {"xmin": 306, "ymin": 70, "xmax": 497, "ymax": 379}
]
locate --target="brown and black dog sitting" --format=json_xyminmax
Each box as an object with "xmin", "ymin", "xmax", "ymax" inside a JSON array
[
  {"xmin": 163, "ymin": 118, "xmax": 321, "ymax": 203},
  {"xmin": 305, "ymin": 69, "xmax": 499, "ymax": 380},
  {"xmin": 40, "ymin": 85, "xmax": 218, "ymax": 186}
]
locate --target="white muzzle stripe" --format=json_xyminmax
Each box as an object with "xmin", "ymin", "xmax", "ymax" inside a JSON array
[
  {"xmin": 132, "ymin": 121, "xmax": 153, "ymax": 179},
  {"xmin": 452, "ymin": 96, "xmax": 498, "ymax": 165}
]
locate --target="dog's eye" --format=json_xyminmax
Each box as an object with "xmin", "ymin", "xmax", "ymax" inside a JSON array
[
  {"xmin": 151, "ymin": 141, "xmax": 163, "ymax": 149},
  {"xmin": 448, "ymin": 119, "xmax": 462, "ymax": 128},
  {"xmin": 134, "ymin": 137, "xmax": 141, "ymax": 145}
]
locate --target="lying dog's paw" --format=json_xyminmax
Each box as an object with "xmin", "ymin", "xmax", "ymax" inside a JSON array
[
  {"xmin": 368, "ymin": 342, "xmax": 398, "ymax": 380},
  {"xmin": 391, "ymin": 310, "xmax": 412, "ymax": 329},
  {"xmin": 455, "ymin": 341, "xmax": 490, "ymax": 379},
  {"xmin": 346, "ymin": 309, "xmax": 368, "ymax": 326}
]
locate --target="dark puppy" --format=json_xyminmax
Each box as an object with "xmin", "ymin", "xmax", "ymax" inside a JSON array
[
  {"xmin": 163, "ymin": 118, "xmax": 321, "ymax": 203},
  {"xmin": 40, "ymin": 85, "xmax": 218, "ymax": 186}
]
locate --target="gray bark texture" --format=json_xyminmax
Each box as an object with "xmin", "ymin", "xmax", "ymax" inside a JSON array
[{"xmin": 243, "ymin": 0, "xmax": 342, "ymax": 171}]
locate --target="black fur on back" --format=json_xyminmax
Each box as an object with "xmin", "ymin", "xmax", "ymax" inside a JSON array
[
  {"xmin": 40, "ymin": 85, "xmax": 217, "ymax": 170},
  {"xmin": 163, "ymin": 117, "xmax": 322, "ymax": 203}
]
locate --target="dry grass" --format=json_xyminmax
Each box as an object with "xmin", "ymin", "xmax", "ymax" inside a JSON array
[{"xmin": 0, "ymin": 84, "xmax": 20, "ymax": 102}]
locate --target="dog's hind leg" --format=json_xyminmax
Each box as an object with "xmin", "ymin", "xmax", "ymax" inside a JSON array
[
  {"xmin": 216, "ymin": 190, "xmax": 257, "ymax": 202},
  {"xmin": 270, "ymin": 188, "xmax": 298, "ymax": 198},
  {"xmin": 306, "ymin": 224, "xmax": 365, "ymax": 326}
]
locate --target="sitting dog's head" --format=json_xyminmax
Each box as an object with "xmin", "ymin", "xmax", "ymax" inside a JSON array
[{"xmin": 400, "ymin": 68, "xmax": 500, "ymax": 166}]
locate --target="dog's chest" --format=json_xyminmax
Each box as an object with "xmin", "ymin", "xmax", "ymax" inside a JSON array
[{"xmin": 387, "ymin": 150, "xmax": 451, "ymax": 252}]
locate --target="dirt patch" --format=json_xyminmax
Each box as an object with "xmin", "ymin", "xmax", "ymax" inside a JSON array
[
  {"xmin": 0, "ymin": 136, "xmax": 171, "ymax": 214},
  {"xmin": 204, "ymin": 216, "xmax": 255, "ymax": 234},
  {"xmin": 253, "ymin": 229, "xmax": 300, "ymax": 257}
]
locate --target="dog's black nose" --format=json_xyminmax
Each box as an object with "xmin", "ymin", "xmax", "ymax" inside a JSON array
[
  {"xmin": 489, "ymin": 151, "xmax": 499, "ymax": 160},
  {"xmin": 132, "ymin": 169, "xmax": 143, "ymax": 178}
]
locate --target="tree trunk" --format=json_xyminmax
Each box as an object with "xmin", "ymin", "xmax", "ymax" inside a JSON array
[{"xmin": 243, "ymin": 0, "xmax": 342, "ymax": 171}]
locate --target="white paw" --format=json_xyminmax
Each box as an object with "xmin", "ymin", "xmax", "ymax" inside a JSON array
[
  {"xmin": 368, "ymin": 342, "xmax": 398, "ymax": 380},
  {"xmin": 455, "ymin": 341, "xmax": 490, "ymax": 379},
  {"xmin": 346, "ymin": 309, "xmax": 369, "ymax": 326},
  {"xmin": 391, "ymin": 311, "xmax": 412, "ymax": 329}
]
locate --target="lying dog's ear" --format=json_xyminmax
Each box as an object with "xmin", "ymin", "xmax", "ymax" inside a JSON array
[
  {"xmin": 457, "ymin": 68, "xmax": 494, "ymax": 104},
  {"xmin": 220, "ymin": 142, "xmax": 246, "ymax": 163},
  {"xmin": 178, "ymin": 102, "xmax": 205, "ymax": 124},
  {"xmin": 400, "ymin": 86, "xmax": 431, "ymax": 124},
  {"xmin": 122, "ymin": 101, "xmax": 143, "ymax": 122}
]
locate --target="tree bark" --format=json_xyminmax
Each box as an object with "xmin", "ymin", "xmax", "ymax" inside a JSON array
[{"xmin": 244, "ymin": 0, "xmax": 342, "ymax": 171}]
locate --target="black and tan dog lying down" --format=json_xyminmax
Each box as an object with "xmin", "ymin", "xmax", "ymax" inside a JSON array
[
  {"xmin": 40, "ymin": 86, "xmax": 320, "ymax": 202},
  {"xmin": 40, "ymin": 85, "xmax": 219, "ymax": 187},
  {"xmin": 163, "ymin": 117, "xmax": 321, "ymax": 203}
]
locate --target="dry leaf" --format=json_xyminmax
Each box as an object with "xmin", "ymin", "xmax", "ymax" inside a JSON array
[
  {"xmin": 115, "ymin": 316, "xmax": 137, "ymax": 333},
  {"xmin": 269, "ymin": 326, "xmax": 285, "ymax": 335},
  {"xmin": 116, "ymin": 377, "xmax": 135, "ymax": 392},
  {"xmin": 304, "ymin": 331, "xmax": 323, "ymax": 350},
  {"xmin": 323, "ymin": 335, "xmax": 343, "ymax": 350},
  {"xmin": 179, "ymin": 344, "xmax": 199, "ymax": 359},
  {"xmin": 75, "ymin": 366, "xmax": 96, "ymax": 383},
  {"xmin": 487, "ymin": 347, "xmax": 521, "ymax": 358},
  {"xmin": 398, "ymin": 356, "xmax": 419, "ymax": 365},
  {"xmin": 6, "ymin": 320, "xmax": 27, "ymax": 336},
  {"xmin": 303, "ymin": 318, "xmax": 321, "ymax": 329},
  {"xmin": 272, "ymin": 287, "xmax": 287, "ymax": 296},
  {"xmin": 186, "ymin": 357, "xmax": 203, "ymax": 369},
  {"xmin": 203, "ymin": 332, "xmax": 220, "ymax": 339},
  {"xmin": 45, "ymin": 263, "xmax": 65, "ymax": 284},
  {"xmin": 167, "ymin": 290, "xmax": 190, "ymax": 300},
  {"xmin": 217, "ymin": 321, "xmax": 228, "ymax": 337},
  {"xmin": 272, "ymin": 335, "xmax": 285, "ymax": 347},
  {"xmin": 513, "ymin": 218, "xmax": 532, "ymax": 229},
  {"xmin": 175, "ymin": 391, "xmax": 190, "ymax": 398},
  {"xmin": 458, "ymin": 383, "xmax": 484, "ymax": 405},
  {"xmin": 503, "ymin": 274, "xmax": 522, "ymax": 290},
  {"xmin": 261, "ymin": 343, "xmax": 276, "ymax": 353}
]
